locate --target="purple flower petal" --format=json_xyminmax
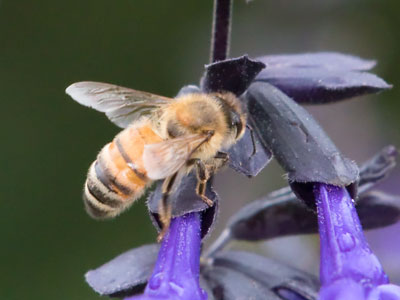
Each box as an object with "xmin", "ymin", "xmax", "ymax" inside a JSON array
[
  {"xmin": 320, "ymin": 281, "xmax": 400, "ymax": 300},
  {"xmin": 258, "ymin": 52, "xmax": 376, "ymax": 71},
  {"xmin": 127, "ymin": 213, "xmax": 207, "ymax": 300},
  {"xmin": 318, "ymin": 278, "xmax": 365, "ymax": 300},
  {"xmin": 85, "ymin": 244, "xmax": 159, "ymax": 297},
  {"xmin": 313, "ymin": 183, "xmax": 400, "ymax": 300},
  {"xmin": 315, "ymin": 184, "xmax": 388, "ymax": 285},
  {"xmin": 255, "ymin": 52, "xmax": 391, "ymax": 104},
  {"xmin": 368, "ymin": 284, "xmax": 400, "ymax": 300}
]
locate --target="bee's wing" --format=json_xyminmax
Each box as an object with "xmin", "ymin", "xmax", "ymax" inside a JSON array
[
  {"xmin": 65, "ymin": 81, "xmax": 172, "ymax": 128},
  {"xmin": 143, "ymin": 134, "xmax": 208, "ymax": 180}
]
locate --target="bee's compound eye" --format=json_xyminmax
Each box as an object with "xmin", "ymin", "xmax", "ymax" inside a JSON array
[{"xmin": 230, "ymin": 111, "xmax": 243, "ymax": 138}]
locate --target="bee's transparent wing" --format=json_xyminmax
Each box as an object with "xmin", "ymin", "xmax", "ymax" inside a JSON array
[
  {"xmin": 143, "ymin": 134, "xmax": 208, "ymax": 180},
  {"xmin": 66, "ymin": 81, "xmax": 172, "ymax": 128}
]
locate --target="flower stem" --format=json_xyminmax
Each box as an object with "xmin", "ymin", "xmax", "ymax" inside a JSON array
[{"xmin": 210, "ymin": 0, "xmax": 232, "ymax": 63}]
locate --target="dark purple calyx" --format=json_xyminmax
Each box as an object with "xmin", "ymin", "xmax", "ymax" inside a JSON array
[
  {"xmin": 255, "ymin": 52, "xmax": 391, "ymax": 104},
  {"xmin": 245, "ymin": 81, "xmax": 359, "ymax": 207}
]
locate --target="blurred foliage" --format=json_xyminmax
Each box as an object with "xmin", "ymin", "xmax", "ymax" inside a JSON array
[{"xmin": 0, "ymin": 0, "xmax": 399, "ymax": 299}]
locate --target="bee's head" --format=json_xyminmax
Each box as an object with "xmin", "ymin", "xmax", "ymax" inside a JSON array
[{"xmin": 214, "ymin": 92, "xmax": 246, "ymax": 141}]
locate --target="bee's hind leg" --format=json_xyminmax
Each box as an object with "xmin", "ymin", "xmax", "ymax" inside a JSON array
[
  {"xmin": 157, "ymin": 172, "xmax": 178, "ymax": 242},
  {"xmin": 190, "ymin": 159, "xmax": 214, "ymax": 207}
]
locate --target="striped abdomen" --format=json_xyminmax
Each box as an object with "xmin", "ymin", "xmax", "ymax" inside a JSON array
[{"xmin": 84, "ymin": 119, "xmax": 163, "ymax": 219}]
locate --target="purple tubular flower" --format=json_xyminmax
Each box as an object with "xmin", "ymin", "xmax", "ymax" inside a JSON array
[
  {"xmin": 314, "ymin": 183, "xmax": 400, "ymax": 300},
  {"xmin": 126, "ymin": 212, "xmax": 207, "ymax": 300}
]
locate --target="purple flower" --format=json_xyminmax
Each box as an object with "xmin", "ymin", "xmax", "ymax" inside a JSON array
[
  {"xmin": 125, "ymin": 212, "xmax": 207, "ymax": 300},
  {"xmin": 83, "ymin": 150, "xmax": 400, "ymax": 299},
  {"xmin": 76, "ymin": 0, "xmax": 399, "ymax": 298},
  {"xmin": 314, "ymin": 183, "xmax": 400, "ymax": 300},
  {"xmin": 82, "ymin": 58, "xmax": 396, "ymax": 299},
  {"xmin": 82, "ymin": 55, "xmax": 397, "ymax": 300}
]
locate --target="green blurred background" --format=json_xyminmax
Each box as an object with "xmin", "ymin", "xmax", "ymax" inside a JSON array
[{"xmin": 1, "ymin": 1, "xmax": 399, "ymax": 299}]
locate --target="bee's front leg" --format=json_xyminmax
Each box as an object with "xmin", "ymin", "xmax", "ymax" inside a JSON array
[
  {"xmin": 157, "ymin": 172, "xmax": 178, "ymax": 242},
  {"xmin": 214, "ymin": 151, "xmax": 229, "ymax": 165},
  {"xmin": 189, "ymin": 159, "xmax": 214, "ymax": 207}
]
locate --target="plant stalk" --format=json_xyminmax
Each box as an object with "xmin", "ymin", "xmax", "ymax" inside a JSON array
[{"xmin": 210, "ymin": 0, "xmax": 232, "ymax": 63}]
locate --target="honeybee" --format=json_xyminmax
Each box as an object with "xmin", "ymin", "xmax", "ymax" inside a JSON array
[{"xmin": 66, "ymin": 81, "xmax": 246, "ymax": 239}]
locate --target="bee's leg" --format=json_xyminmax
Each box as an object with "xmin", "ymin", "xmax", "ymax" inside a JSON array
[
  {"xmin": 246, "ymin": 124, "xmax": 257, "ymax": 157},
  {"xmin": 214, "ymin": 151, "xmax": 229, "ymax": 165},
  {"xmin": 191, "ymin": 159, "xmax": 214, "ymax": 207},
  {"xmin": 157, "ymin": 172, "xmax": 177, "ymax": 242}
]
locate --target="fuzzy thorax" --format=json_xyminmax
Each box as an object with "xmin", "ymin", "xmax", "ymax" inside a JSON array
[{"xmin": 159, "ymin": 93, "xmax": 233, "ymax": 161}]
